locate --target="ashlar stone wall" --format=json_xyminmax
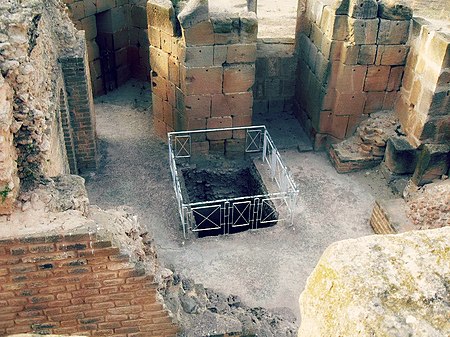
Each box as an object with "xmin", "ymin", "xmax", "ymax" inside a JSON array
[
  {"xmin": 149, "ymin": 0, "xmax": 257, "ymax": 153},
  {"xmin": 295, "ymin": 0, "xmax": 412, "ymax": 148}
]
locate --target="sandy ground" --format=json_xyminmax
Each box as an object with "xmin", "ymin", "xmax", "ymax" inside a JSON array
[{"xmin": 85, "ymin": 80, "xmax": 394, "ymax": 320}]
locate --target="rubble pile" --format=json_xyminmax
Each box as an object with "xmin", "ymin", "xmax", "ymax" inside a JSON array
[{"xmin": 405, "ymin": 179, "xmax": 450, "ymax": 229}]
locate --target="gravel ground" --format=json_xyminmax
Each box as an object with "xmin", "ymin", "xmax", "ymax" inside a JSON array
[{"xmin": 84, "ymin": 80, "xmax": 394, "ymax": 320}]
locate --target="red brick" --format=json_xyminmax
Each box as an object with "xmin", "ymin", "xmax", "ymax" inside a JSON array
[
  {"xmin": 92, "ymin": 329, "xmax": 114, "ymax": 336},
  {"xmin": 92, "ymin": 302, "xmax": 115, "ymax": 310},
  {"xmin": 98, "ymin": 321, "xmax": 121, "ymax": 329},
  {"xmin": 84, "ymin": 309, "xmax": 106, "ymax": 318},
  {"xmin": 63, "ymin": 303, "xmax": 91, "ymax": 313},
  {"xmin": 107, "ymin": 305, "xmax": 142, "ymax": 315},
  {"xmin": 115, "ymin": 326, "xmax": 140, "ymax": 334},
  {"xmin": 105, "ymin": 314, "xmax": 128, "ymax": 321}
]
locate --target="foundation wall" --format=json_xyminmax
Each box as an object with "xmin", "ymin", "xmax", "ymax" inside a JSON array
[
  {"xmin": 254, "ymin": 40, "xmax": 297, "ymax": 114},
  {"xmin": 149, "ymin": 0, "xmax": 257, "ymax": 148},
  {"xmin": 0, "ymin": 230, "xmax": 178, "ymax": 337},
  {"xmin": 64, "ymin": 0, "xmax": 151, "ymax": 96},
  {"xmin": 294, "ymin": 0, "xmax": 412, "ymax": 148},
  {"xmin": 395, "ymin": 18, "xmax": 450, "ymax": 148}
]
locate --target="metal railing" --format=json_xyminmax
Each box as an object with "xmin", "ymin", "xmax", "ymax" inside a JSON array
[{"xmin": 168, "ymin": 126, "xmax": 299, "ymax": 238}]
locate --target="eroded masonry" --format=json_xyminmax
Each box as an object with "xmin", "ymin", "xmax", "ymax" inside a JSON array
[{"xmin": 0, "ymin": 0, "xmax": 449, "ymax": 336}]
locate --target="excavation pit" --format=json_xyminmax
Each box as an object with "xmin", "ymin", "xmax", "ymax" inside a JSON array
[{"xmin": 168, "ymin": 126, "xmax": 299, "ymax": 238}]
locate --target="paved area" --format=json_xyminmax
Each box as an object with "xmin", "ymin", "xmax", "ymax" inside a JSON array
[{"xmin": 85, "ymin": 80, "xmax": 394, "ymax": 320}]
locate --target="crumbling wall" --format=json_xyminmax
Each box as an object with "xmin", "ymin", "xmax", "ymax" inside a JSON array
[
  {"xmin": 295, "ymin": 0, "xmax": 412, "ymax": 148},
  {"xmin": 0, "ymin": 188, "xmax": 178, "ymax": 337},
  {"xmin": 395, "ymin": 18, "xmax": 449, "ymax": 148},
  {"xmin": 64, "ymin": 0, "xmax": 151, "ymax": 96},
  {"xmin": 0, "ymin": 74, "xmax": 19, "ymax": 215},
  {"xmin": 149, "ymin": 0, "xmax": 257, "ymax": 152}
]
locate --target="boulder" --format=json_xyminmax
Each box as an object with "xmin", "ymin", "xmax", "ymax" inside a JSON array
[{"xmin": 298, "ymin": 227, "xmax": 450, "ymax": 337}]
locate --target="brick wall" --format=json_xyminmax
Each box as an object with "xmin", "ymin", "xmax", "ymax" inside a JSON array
[
  {"xmin": 0, "ymin": 231, "xmax": 178, "ymax": 337},
  {"xmin": 254, "ymin": 40, "xmax": 297, "ymax": 115},
  {"xmin": 395, "ymin": 18, "xmax": 450, "ymax": 148},
  {"xmin": 149, "ymin": 0, "xmax": 257, "ymax": 152},
  {"xmin": 294, "ymin": 0, "xmax": 412, "ymax": 148},
  {"xmin": 60, "ymin": 43, "xmax": 98, "ymax": 173}
]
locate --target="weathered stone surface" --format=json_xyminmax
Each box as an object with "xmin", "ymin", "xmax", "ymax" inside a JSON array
[
  {"xmin": 377, "ymin": 0, "xmax": 413, "ymax": 20},
  {"xmin": 299, "ymin": 227, "xmax": 450, "ymax": 337},
  {"xmin": 178, "ymin": 0, "xmax": 209, "ymax": 29},
  {"xmin": 147, "ymin": 0, "xmax": 176, "ymax": 35},
  {"xmin": 412, "ymin": 144, "xmax": 450, "ymax": 185},
  {"xmin": 384, "ymin": 136, "xmax": 418, "ymax": 174}
]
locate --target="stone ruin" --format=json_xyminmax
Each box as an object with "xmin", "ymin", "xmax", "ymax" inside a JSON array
[{"xmin": 0, "ymin": 0, "xmax": 449, "ymax": 336}]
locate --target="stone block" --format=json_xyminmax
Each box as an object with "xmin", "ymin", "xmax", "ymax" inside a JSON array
[
  {"xmin": 383, "ymin": 91, "xmax": 398, "ymax": 110},
  {"xmin": 96, "ymin": 0, "xmax": 114, "ymax": 13},
  {"xmin": 148, "ymin": 27, "xmax": 161, "ymax": 48},
  {"xmin": 335, "ymin": 64, "xmax": 367, "ymax": 93},
  {"xmin": 154, "ymin": 117, "xmax": 168, "ymax": 138},
  {"xmin": 86, "ymin": 39, "xmax": 100, "ymax": 61},
  {"xmin": 206, "ymin": 117, "xmax": 233, "ymax": 140},
  {"xmin": 223, "ymin": 64, "xmax": 255, "ymax": 94},
  {"xmin": 225, "ymin": 139, "xmax": 246, "ymax": 153},
  {"xmin": 213, "ymin": 45, "xmax": 227, "ymax": 66},
  {"xmin": 184, "ymin": 45, "xmax": 214, "ymax": 67},
  {"xmin": 363, "ymin": 91, "xmax": 385, "ymax": 113},
  {"xmin": 209, "ymin": 140, "xmax": 226, "ymax": 153},
  {"xmin": 240, "ymin": 12, "xmax": 258, "ymax": 43},
  {"xmin": 329, "ymin": 115, "xmax": 350, "ymax": 139},
  {"xmin": 112, "ymin": 29, "xmax": 129, "ymax": 50},
  {"xmin": 151, "ymin": 73, "xmax": 168, "ymax": 100},
  {"xmin": 185, "ymin": 95, "xmax": 211, "ymax": 119},
  {"xmin": 214, "ymin": 32, "xmax": 240, "ymax": 45},
  {"xmin": 147, "ymin": 0, "xmax": 176, "ymax": 35},
  {"xmin": 81, "ymin": 16, "xmax": 97, "ymax": 40},
  {"xmin": 428, "ymin": 88, "xmax": 450, "ymax": 117},
  {"xmin": 191, "ymin": 141, "xmax": 210, "ymax": 155},
  {"xmin": 376, "ymin": 45, "xmax": 409, "ymax": 66},
  {"xmin": 171, "ymin": 38, "xmax": 186, "ymax": 61},
  {"xmin": 427, "ymin": 32, "xmax": 450, "ymax": 69},
  {"xmin": 162, "ymin": 100, "xmax": 174, "ymax": 127},
  {"xmin": 160, "ymin": 31, "xmax": 172, "ymax": 54},
  {"xmin": 211, "ymin": 93, "xmax": 253, "ymax": 117},
  {"xmin": 321, "ymin": 8, "xmax": 348, "ymax": 41},
  {"xmin": 334, "ymin": 91, "xmax": 366, "ymax": 116},
  {"xmin": 98, "ymin": 6, "xmax": 128, "ymax": 33},
  {"xmin": 114, "ymin": 47, "xmax": 128, "ymax": 68},
  {"xmin": 265, "ymin": 79, "xmax": 282, "ymax": 99},
  {"xmin": 166, "ymin": 81, "xmax": 176, "ymax": 107},
  {"xmin": 377, "ymin": 19, "xmax": 410, "ymax": 45},
  {"xmin": 69, "ymin": 2, "xmax": 86, "ymax": 20},
  {"xmin": 131, "ymin": 5, "xmax": 147, "ymax": 29},
  {"xmin": 181, "ymin": 66, "xmax": 223, "ymax": 95},
  {"xmin": 358, "ymin": 44, "xmax": 377, "ymax": 64},
  {"xmin": 377, "ymin": 0, "xmax": 413, "ymax": 20},
  {"xmin": 226, "ymin": 44, "xmax": 257, "ymax": 64},
  {"xmin": 347, "ymin": 18, "xmax": 379, "ymax": 45},
  {"xmin": 232, "ymin": 114, "xmax": 252, "ymax": 128},
  {"xmin": 168, "ymin": 56, "xmax": 180, "ymax": 86},
  {"xmin": 177, "ymin": 0, "xmax": 209, "ymax": 29},
  {"xmin": 84, "ymin": 0, "xmax": 97, "ymax": 17},
  {"xmin": 269, "ymin": 99, "xmax": 285, "ymax": 114},
  {"xmin": 341, "ymin": 43, "xmax": 360, "ymax": 65},
  {"xmin": 387, "ymin": 66, "xmax": 404, "ymax": 92},
  {"xmin": 307, "ymin": 43, "xmax": 318, "ymax": 71},
  {"xmin": 347, "ymin": 0, "xmax": 378, "ymax": 19},
  {"xmin": 384, "ymin": 136, "xmax": 418, "ymax": 174},
  {"xmin": 364, "ymin": 66, "xmax": 390, "ymax": 92},
  {"xmin": 152, "ymin": 93, "xmax": 164, "ymax": 120},
  {"xmin": 412, "ymin": 144, "xmax": 450, "ymax": 185},
  {"xmin": 150, "ymin": 46, "xmax": 169, "ymax": 79},
  {"xmin": 89, "ymin": 59, "xmax": 102, "ymax": 79},
  {"xmin": 318, "ymin": 110, "xmax": 333, "ymax": 133},
  {"xmin": 182, "ymin": 21, "xmax": 215, "ymax": 46}
]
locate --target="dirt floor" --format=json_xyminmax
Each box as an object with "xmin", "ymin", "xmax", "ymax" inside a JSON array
[{"xmin": 85, "ymin": 80, "xmax": 395, "ymax": 321}]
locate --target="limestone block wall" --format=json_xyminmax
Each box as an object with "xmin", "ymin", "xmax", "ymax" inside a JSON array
[
  {"xmin": 295, "ymin": 0, "xmax": 412, "ymax": 148},
  {"xmin": 64, "ymin": 0, "xmax": 150, "ymax": 96},
  {"xmin": 149, "ymin": 0, "xmax": 257, "ymax": 151},
  {"xmin": 254, "ymin": 40, "xmax": 297, "ymax": 115},
  {"xmin": 395, "ymin": 18, "xmax": 450, "ymax": 147},
  {"xmin": 0, "ymin": 230, "xmax": 178, "ymax": 336}
]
